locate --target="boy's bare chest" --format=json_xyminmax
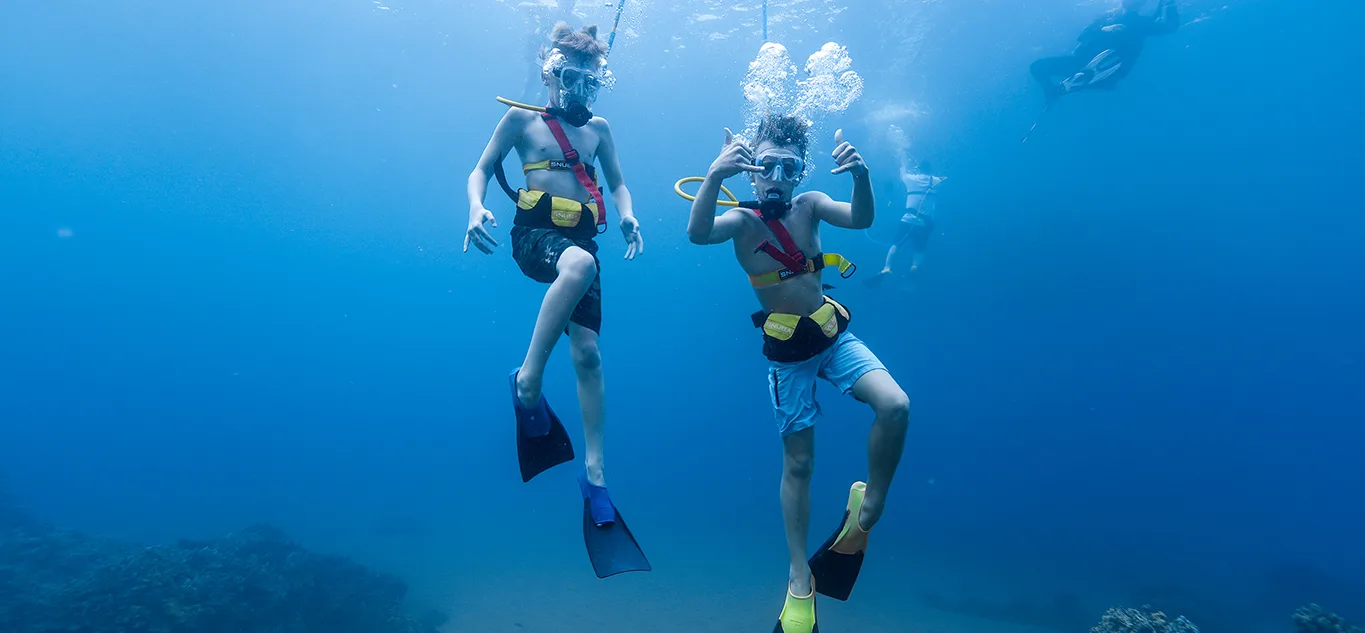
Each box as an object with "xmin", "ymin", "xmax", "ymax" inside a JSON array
[
  {"xmin": 519, "ymin": 124, "xmax": 598, "ymax": 164},
  {"xmin": 733, "ymin": 211, "xmax": 821, "ymax": 274}
]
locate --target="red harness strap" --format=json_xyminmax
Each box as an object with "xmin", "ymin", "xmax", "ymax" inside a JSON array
[
  {"xmin": 751, "ymin": 210, "xmax": 808, "ymax": 274},
  {"xmin": 540, "ymin": 112, "xmax": 607, "ymax": 234}
]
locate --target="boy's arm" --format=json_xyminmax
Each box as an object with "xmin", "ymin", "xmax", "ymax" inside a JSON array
[
  {"xmin": 594, "ymin": 119, "xmax": 634, "ymax": 223},
  {"xmin": 809, "ymin": 172, "xmax": 875, "ymax": 230},
  {"xmin": 464, "ymin": 109, "xmax": 525, "ymax": 253},
  {"xmin": 933, "ymin": 176, "xmax": 948, "ymax": 187},
  {"xmin": 688, "ymin": 128, "xmax": 761, "ymax": 245},
  {"xmin": 467, "ymin": 109, "xmax": 524, "ymax": 215},
  {"xmin": 687, "ymin": 174, "xmax": 748, "ymax": 245},
  {"xmin": 812, "ymin": 129, "xmax": 874, "ymax": 230},
  {"xmin": 595, "ymin": 118, "xmax": 644, "ymax": 259}
]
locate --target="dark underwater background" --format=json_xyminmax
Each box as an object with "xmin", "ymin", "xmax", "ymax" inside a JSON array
[{"xmin": 1, "ymin": 0, "xmax": 1362, "ymax": 632}]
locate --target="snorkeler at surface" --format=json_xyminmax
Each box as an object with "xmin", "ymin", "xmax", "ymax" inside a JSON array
[
  {"xmin": 1029, "ymin": 0, "xmax": 1179, "ymax": 102},
  {"xmin": 867, "ymin": 158, "xmax": 947, "ymax": 287},
  {"xmin": 464, "ymin": 22, "xmax": 649, "ymax": 579},
  {"xmin": 685, "ymin": 116, "xmax": 910, "ymax": 633}
]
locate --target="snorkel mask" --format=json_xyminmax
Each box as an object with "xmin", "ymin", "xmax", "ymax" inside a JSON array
[
  {"xmin": 754, "ymin": 150, "xmax": 806, "ymax": 183},
  {"xmin": 739, "ymin": 150, "xmax": 804, "ymax": 220},
  {"xmin": 543, "ymin": 49, "xmax": 616, "ymax": 127}
]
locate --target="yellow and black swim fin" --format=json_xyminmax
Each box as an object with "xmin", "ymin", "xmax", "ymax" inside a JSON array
[
  {"xmin": 807, "ymin": 481, "xmax": 870, "ymax": 601},
  {"xmin": 773, "ymin": 581, "xmax": 818, "ymax": 633}
]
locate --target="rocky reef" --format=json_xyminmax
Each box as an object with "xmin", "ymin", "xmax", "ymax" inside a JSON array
[
  {"xmin": 0, "ymin": 488, "xmax": 446, "ymax": 633},
  {"xmin": 1294, "ymin": 604, "xmax": 1362, "ymax": 633},
  {"xmin": 1089, "ymin": 606, "xmax": 1200, "ymax": 633}
]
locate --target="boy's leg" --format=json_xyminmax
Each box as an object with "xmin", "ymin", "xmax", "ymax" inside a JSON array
[
  {"xmin": 769, "ymin": 359, "xmax": 822, "ymax": 595},
  {"xmin": 568, "ymin": 323, "xmax": 606, "ymax": 485},
  {"xmin": 515, "ymin": 245, "xmax": 598, "ymax": 406},
  {"xmin": 849, "ymin": 369, "xmax": 909, "ymax": 529},
  {"xmin": 880, "ymin": 221, "xmax": 914, "ymax": 274},
  {"xmin": 880, "ymin": 243, "xmax": 900, "ymax": 274},
  {"xmin": 781, "ymin": 426, "xmax": 816, "ymax": 596},
  {"xmin": 907, "ymin": 216, "xmax": 933, "ymax": 274},
  {"xmin": 910, "ymin": 249, "xmax": 926, "ymax": 272},
  {"xmin": 822, "ymin": 333, "xmax": 910, "ymax": 530}
]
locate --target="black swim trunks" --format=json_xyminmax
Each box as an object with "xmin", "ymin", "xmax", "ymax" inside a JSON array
[
  {"xmin": 510, "ymin": 226, "xmax": 602, "ymax": 335},
  {"xmin": 896, "ymin": 214, "xmax": 935, "ymax": 251}
]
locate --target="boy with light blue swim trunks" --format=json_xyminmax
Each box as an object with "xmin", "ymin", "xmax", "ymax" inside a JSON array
[{"xmin": 685, "ymin": 114, "xmax": 911, "ymax": 633}]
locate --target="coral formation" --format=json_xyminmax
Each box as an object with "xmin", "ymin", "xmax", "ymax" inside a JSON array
[
  {"xmin": 0, "ymin": 491, "xmax": 445, "ymax": 633},
  {"xmin": 1294, "ymin": 604, "xmax": 1363, "ymax": 633},
  {"xmin": 1089, "ymin": 606, "xmax": 1200, "ymax": 633}
]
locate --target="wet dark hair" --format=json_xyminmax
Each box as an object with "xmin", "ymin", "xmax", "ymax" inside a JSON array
[
  {"xmin": 918, "ymin": 160, "xmax": 934, "ymax": 174},
  {"xmin": 754, "ymin": 114, "xmax": 810, "ymax": 158},
  {"xmin": 541, "ymin": 22, "xmax": 607, "ymax": 67}
]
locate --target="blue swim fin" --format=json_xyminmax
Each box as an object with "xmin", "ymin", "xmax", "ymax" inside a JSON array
[
  {"xmin": 511, "ymin": 369, "xmax": 574, "ymax": 483},
  {"xmin": 578, "ymin": 472, "xmax": 650, "ymax": 579}
]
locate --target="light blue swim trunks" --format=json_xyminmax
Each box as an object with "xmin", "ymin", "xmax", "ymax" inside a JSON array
[{"xmin": 767, "ymin": 330, "xmax": 886, "ymax": 437}]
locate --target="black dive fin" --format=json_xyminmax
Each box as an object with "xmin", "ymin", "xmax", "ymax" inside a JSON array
[
  {"xmin": 511, "ymin": 370, "xmax": 574, "ymax": 483},
  {"xmin": 807, "ymin": 508, "xmax": 866, "ymax": 601},
  {"xmin": 864, "ymin": 271, "xmax": 891, "ymax": 288},
  {"xmin": 581, "ymin": 501, "xmax": 651, "ymax": 579}
]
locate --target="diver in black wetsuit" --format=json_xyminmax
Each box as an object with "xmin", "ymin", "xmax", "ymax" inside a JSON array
[{"xmin": 1030, "ymin": 0, "xmax": 1179, "ymax": 103}]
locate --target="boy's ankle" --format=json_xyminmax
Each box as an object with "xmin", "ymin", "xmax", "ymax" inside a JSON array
[
  {"xmin": 584, "ymin": 459, "xmax": 605, "ymax": 486},
  {"xmin": 515, "ymin": 370, "xmax": 542, "ymax": 400},
  {"xmin": 787, "ymin": 565, "xmax": 813, "ymax": 596},
  {"xmin": 858, "ymin": 497, "xmax": 884, "ymax": 531}
]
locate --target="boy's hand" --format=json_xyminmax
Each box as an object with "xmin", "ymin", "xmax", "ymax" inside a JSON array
[
  {"xmin": 620, "ymin": 216, "xmax": 644, "ymax": 260},
  {"xmin": 464, "ymin": 206, "xmax": 499, "ymax": 254},
  {"xmin": 830, "ymin": 129, "xmax": 868, "ymax": 178},
  {"xmin": 707, "ymin": 128, "xmax": 763, "ymax": 180}
]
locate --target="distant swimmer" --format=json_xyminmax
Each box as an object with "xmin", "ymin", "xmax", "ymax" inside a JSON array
[
  {"xmin": 680, "ymin": 115, "xmax": 911, "ymax": 633},
  {"xmin": 464, "ymin": 22, "xmax": 649, "ymax": 579},
  {"xmin": 1030, "ymin": 0, "xmax": 1179, "ymax": 104},
  {"xmin": 867, "ymin": 159, "xmax": 947, "ymax": 287}
]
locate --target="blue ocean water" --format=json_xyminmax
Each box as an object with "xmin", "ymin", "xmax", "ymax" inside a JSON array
[{"xmin": 2, "ymin": 1, "xmax": 1362, "ymax": 632}]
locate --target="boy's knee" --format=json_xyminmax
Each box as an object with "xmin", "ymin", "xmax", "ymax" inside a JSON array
[
  {"xmin": 877, "ymin": 390, "xmax": 911, "ymax": 427},
  {"xmin": 570, "ymin": 337, "xmax": 602, "ymax": 372},
  {"xmin": 783, "ymin": 451, "xmax": 814, "ymax": 481},
  {"xmin": 558, "ymin": 249, "xmax": 598, "ymax": 283}
]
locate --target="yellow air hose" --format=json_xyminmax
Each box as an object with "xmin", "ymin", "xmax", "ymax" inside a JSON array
[
  {"xmin": 674, "ymin": 176, "xmax": 741, "ymax": 208},
  {"xmin": 495, "ymin": 96, "xmax": 546, "ymax": 113}
]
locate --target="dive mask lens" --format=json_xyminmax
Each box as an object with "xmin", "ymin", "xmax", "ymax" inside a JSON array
[
  {"xmin": 756, "ymin": 152, "xmax": 805, "ymax": 182},
  {"xmin": 557, "ymin": 67, "xmax": 602, "ymax": 100}
]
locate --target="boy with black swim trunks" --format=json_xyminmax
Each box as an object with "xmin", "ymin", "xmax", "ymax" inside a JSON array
[{"xmin": 463, "ymin": 23, "xmax": 644, "ymax": 538}]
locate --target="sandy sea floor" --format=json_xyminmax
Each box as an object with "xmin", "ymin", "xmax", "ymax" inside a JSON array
[{"xmin": 391, "ymin": 543, "xmax": 1074, "ymax": 633}]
